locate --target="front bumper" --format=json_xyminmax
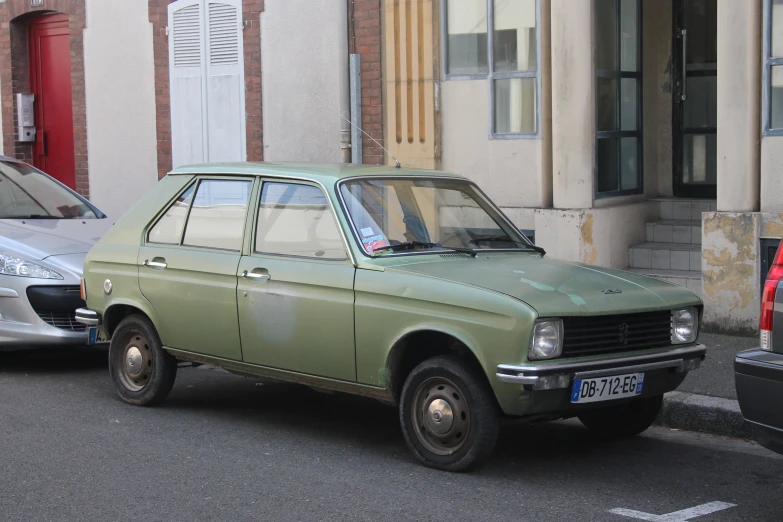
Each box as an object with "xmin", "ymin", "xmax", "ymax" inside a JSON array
[
  {"xmin": 497, "ymin": 344, "xmax": 706, "ymax": 389},
  {"xmin": 0, "ymin": 280, "xmax": 88, "ymax": 348},
  {"xmin": 735, "ymin": 349, "xmax": 783, "ymax": 455}
]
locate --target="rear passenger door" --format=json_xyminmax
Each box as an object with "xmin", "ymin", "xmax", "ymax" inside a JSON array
[
  {"xmin": 138, "ymin": 176, "xmax": 253, "ymax": 360},
  {"xmin": 236, "ymin": 179, "xmax": 356, "ymax": 381}
]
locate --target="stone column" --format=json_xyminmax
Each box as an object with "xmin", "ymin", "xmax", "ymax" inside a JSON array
[
  {"xmin": 550, "ymin": 0, "xmax": 594, "ymax": 209},
  {"xmin": 716, "ymin": 0, "xmax": 761, "ymax": 212}
]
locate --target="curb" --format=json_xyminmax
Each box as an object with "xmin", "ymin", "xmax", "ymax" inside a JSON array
[{"xmin": 654, "ymin": 391, "xmax": 754, "ymax": 440}]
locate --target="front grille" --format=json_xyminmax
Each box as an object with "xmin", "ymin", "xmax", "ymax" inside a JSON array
[
  {"xmin": 26, "ymin": 285, "xmax": 87, "ymax": 332},
  {"xmin": 36, "ymin": 311, "xmax": 87, "ymax": 332},
  {"xmin": 562, "ymin": 311, "xmax": 672, "ymax": 357}
]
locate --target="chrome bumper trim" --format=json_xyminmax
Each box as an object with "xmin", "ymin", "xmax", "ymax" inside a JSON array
[
  {"xmin": 496, "ymin": 344, "xmax": 706, "ymax": 387},
  {"xmin": 75, "ymin": 308, "xmax": 100, "ymax": 326}
]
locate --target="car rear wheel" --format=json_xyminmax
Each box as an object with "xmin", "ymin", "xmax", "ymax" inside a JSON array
[
  {"xmin": 399, "ymin": 355, "xmax": 499, "ymax": 472},
  {"xmin": 577, "ymin": 394, "xmax": 663, "ymax": 438},
  {"xmin": 109, "ymin": 314, "xmax": 177, "ymax": 406}
]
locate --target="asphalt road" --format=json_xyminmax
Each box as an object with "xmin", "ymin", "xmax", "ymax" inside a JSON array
[
  {"xmin": 676, "ymin": 333, "xmax": 758, "ymax": 400},
  {"xmin": 1, "ymin": 347, "xmax": 782, "ymax": 522}
]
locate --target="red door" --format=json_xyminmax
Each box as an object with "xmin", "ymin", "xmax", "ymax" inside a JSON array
[{"xmin": 28, "ymin": 14, "xmax": 76, "ymax": 188}]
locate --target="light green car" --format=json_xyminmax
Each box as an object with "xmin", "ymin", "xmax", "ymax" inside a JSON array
[{"xmin": 76, "ymin": 163, "xmax": 706, "ymax": 471}]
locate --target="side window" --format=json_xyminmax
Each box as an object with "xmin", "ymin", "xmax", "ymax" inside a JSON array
[
  {"xmin": 148, "ymin": 184, "xmax": 196, "ymax": 245},
  {"xmin": 255, "ymin": 182, "xmax": 346, "ymax": 259},
  {"xmin": 182, "ymin": 179, "xmax": 252, "ymax": 251}
]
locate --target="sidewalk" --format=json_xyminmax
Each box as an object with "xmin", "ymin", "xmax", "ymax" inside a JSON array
[{"xmin": 654, "ymin": 332, "xmax": 758, "ymax": 439}]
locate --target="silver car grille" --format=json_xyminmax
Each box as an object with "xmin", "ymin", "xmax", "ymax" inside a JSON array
[{"xmin": 36, "ymin": 311, "xmax": 87, "ymax": 332}]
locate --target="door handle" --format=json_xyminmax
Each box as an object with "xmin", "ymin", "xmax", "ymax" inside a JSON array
[
  {"xmin": 680, "ymin": 28, "xmax": 687, "ymax": 101},
  {"xmin": 143, "ymin": 259, "xmax": 168, "ymax": 269},
  {"xmin": 242, "ymin": 270, "xmax": 270, "ymax": 281}
]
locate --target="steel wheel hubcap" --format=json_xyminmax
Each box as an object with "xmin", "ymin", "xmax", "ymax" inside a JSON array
[
  {"xmin": 115, "ymin": 332, "xmax": 152, "ymax": 392},
  {"xmin": 412, "ymin": 377, "xmax": 470, "ymax": 456}
]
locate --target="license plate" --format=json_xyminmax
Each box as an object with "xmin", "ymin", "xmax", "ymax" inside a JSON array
[
  {"xmin": 570, "ymin": 372, "xmax": 644, "ymax": 403},
  {"xmin": 88, "ymin": 326, "xmax": 109, "ymax": 345}
]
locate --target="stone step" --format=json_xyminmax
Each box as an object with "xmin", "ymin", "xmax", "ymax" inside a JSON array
[
  {"xmin": 628, "ymin": 242, "xmax": 701, "ymax": 271},
  {"xmin": 626, "ymin": 268, "xmax": 703, "ymax": 298},
  {"xmin": 651, "ymin": 199, "xmax": 716, "ymax": 221},
  {"xmin": 645, "ymin": 220, "xmax": 702, "ymax": 245}
]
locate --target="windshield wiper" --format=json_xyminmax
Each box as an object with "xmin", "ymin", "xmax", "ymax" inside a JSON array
[
  {"xmin": 469, "ymin": 235, "xmax": 546, "ymax": 257},
  {"xmin": 1, "ymin": 214, "xmax": 60, "ymax": 219},
  {"xmin": 374, "ymin": 241, "xmax": 477, "ymax": 257}
]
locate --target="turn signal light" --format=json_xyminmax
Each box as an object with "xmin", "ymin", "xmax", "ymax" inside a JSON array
[
  {"xmin": 761, "ymin": 241, "xmax": 783, "ymax": 351},
  {"xmin": 80, "ymin": 278, "xmax": 86, "ymax": 301}
]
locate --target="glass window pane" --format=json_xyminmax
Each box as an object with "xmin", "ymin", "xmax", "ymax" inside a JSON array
[
  {"xmin": 183, "ymin": 180, "xmax": 251, "ymax": 251},
  {"xmin": 772, "ymin": 66, "xmax": 783, "ymax": 129},
  {"xmin": 684, "ymin": 76, "xmax": 717, "ymax": 128},
  {"xmin": 494, "ymin": 78, "xmax": 536, "ymax": 134},
  {"xmin": 620, "ymin": 0, "xmax": 638, "ymax": 71},
  {"xmin": 256, "ymin": 183, "xmax": 346, "ymax": 259},
  {"xmin": 597, "ymin": 77, "xmax": 617, "ymax": 131},
  {"xmin": 620, "ymin": 137, "xmax": 639, "ymax": 190},
  {"xmin": 596, "ymin": 0, "xmax": 617, "ymax": 70},
  {"xmin": 597, "ymin": 138, "xmax": 619, "ymax": 193},
  {"xmin": 493, "ymin": 0, "xmax": 536, "ymax": 72},
  {"xmin": 446, "ymin": 0, "xmax": 488, "ymax": 74},
  {"xmin": 620, "ymin": 78, "xmax": 638, "ymax": 130},
  {"xmin": 148, "ymin": 184, "xmax": 195, "ymax": 245},
  {"xmin": 773, "ymin": 0, "xmax": 783, "ymax": 58},
  {"xmin": 684, "ymin": 0, "xmax": 717, "ymax": 67},
  {"xmin": 683, "ymin": 134, "xmax": 717, "ymax": 185}
]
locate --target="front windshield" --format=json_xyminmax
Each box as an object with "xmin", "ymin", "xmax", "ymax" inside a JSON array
[
  {"xmin": 0, "ymin": 161, "xmax": 99, "ymax": 219},
  {"xmin": 340, "ymin": 177, "xmax": 534, "ymax": 256}
]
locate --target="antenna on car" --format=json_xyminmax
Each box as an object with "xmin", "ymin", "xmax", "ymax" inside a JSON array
[{"xmin": 314, "ymin": 93, "xmax": 401, "ymax": 168}]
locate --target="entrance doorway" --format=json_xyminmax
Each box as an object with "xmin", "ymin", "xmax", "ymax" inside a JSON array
[
  {"xmin": 672, "ymin": 0, "xmax": 717, "ymax": 199},
  {"xmin": 28, "ymin": 14, "xmax": 75, "ymax": 188}
]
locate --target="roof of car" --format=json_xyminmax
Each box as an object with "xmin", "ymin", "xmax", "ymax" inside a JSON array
[{"xmin": 169, "ymin": 162, "xmax": 465, "ymax": 183}]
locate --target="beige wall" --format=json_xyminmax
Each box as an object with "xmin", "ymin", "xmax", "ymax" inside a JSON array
[
  {"xmin": 440, "ymin": 80, "xmax": 549, "ymax": 210},
  {"xmin": 716, "ymin": 0, "xmax": 761, "ymax": 212},
  {"xmin": 83, "ymin": 0, "xmax": 159, "ymax": 217},
  {"xmin": 550, "ymin": 0, "xmax": 593, "ymax": 209}
]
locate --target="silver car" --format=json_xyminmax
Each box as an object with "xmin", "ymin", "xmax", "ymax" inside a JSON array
[{"xmin": 0, "ymin": 158, "xmax": 112, "ymax": 349}]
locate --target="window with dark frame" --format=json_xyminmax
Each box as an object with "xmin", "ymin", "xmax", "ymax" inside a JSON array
[
  {"xmin": 765, "ymin": 0, "xmax": 783, "ymax": 134},
  {"xmin": 443, "ymin": 0, "xmax": 539, "ymax": 137},
  {"xmin": 595, "ymin": 0, "xmax": 643, "ymax": 198}
]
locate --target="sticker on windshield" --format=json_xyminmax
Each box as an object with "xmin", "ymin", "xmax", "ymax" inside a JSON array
[
  {"xmin": 360, "ymin": 227, "xmax": 375, "ymax": 237},
  {"xmin": 362, "ymin": 234, "xmax": 389, "ymax": 253}
]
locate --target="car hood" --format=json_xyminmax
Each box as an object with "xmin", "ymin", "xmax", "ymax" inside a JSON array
[
  {"xmin": 0, "ymin": 218, "xmax": 113, "ymax": 261},
  {"xmin": 386, "ymin": 254, "xmax": 701, "ymax": 316}
]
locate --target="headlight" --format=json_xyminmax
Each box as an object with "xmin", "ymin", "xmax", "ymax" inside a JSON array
[
  {"xmin": 0, "ymin": 252, "xmax": 63, "ymax": 280},
  {"xmin": 671, "ymin": 307, "xmax": 698, "ymax": 344},
  {"xmin": 529, "ymin": 319, "xmax": 563, "ymax": 360}
]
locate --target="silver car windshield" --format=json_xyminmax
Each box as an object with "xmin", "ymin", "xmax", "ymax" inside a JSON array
[
  {"xmin": 339, "ymin": 177, "xmax": 534, "ymax": 256},
  {"xmin": 0, "ymin": 161, "xmax": 99, "ymax": 219}
]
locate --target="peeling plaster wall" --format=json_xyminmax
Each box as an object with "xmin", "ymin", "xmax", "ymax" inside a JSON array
[
  {"xmin": 702, "ymin": 212, "xmax": 761, "ymax": 335},
  {"xmin": 761, "ymin": 211, "xmax": 783, "ymax": 238},
  {"xmin": 535, "ymin": 202, "xmax": 656, "ymax": 269}
]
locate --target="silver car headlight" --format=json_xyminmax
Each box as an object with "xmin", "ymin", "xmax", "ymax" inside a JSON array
[
  {"xmin": 529, "ymin": 319, "xmax": 564, "ymax": 360},
  {"xmin": 0, "ymin": 251, "xmax": 63, "ymax": 280},
  {"xmin": 671, "ymin": 307, "xmax": 698, "ymax": 344}
]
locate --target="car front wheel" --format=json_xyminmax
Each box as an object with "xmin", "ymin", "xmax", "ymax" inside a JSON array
[
  {"xmin": 577, "ymin": 394, "xmax": 663, "ymax": 438},
  {"xmin": 399, "ymin": 355, "xmax": 499, "ymax": 472},
  {"xmin": 109, "ymin": 314, "xmax": 177, "ymax": 406}
]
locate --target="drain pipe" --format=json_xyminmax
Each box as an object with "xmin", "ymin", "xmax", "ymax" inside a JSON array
[{"xmin": 338, "ymin": 0, "xmax": 352, "ymax": 163}]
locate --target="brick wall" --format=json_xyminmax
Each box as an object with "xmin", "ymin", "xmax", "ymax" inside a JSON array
[
  {"xmin": 149, "ymin": 0, "xmax": 264, "ymax": 179},
  {"xmin": 349, "ymin": 0, "xmax": 384, "ymax": 165},
  {"xmin": 0, "ymin": 1, "xmax": 88, "ymax": 196}
]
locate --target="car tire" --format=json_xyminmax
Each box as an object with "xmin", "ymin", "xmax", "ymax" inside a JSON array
[
  {"xmin": 108, "ymin": 314, "xmax": 177, "ymax": 406},
  {"xmin": 577, "ymin": 394, "xmax": 663, "ymax": 438},
  {"xmin": 399, "ymin": 355, "xmax": 499, "ymax": 472}
]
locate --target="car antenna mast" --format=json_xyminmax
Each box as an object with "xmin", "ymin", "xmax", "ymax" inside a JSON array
[{"xmin": 314, "ymin": 93, "xmax": 401, "ymax": 168}]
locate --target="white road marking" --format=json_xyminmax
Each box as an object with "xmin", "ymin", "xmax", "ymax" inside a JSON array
[{"xmin": 610, "ymin": 501, "xmax": 737, "ymax": 521}]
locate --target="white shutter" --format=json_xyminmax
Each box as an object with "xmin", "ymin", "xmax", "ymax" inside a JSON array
[
  {"xmin": 205, "ymin": 0, "xmax": 246, "ymax": 163},
  {"xmin": 168, "ymin": 0, "xmax": 208, "ymax": 167}
]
